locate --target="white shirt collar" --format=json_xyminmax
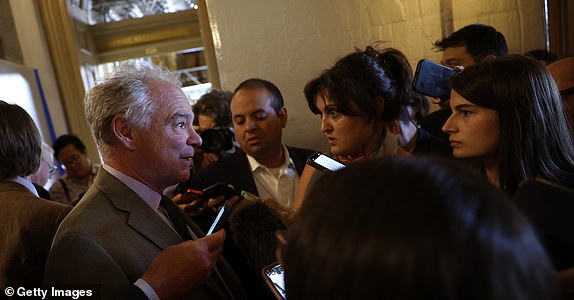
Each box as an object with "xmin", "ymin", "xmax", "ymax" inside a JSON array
[
  {"xmin": 102, "ymin": 164, "xmax": 162, "ymax": 211},
  {"xmin": 246, "ymin": 144, "xmax": 294, "ymax": 173},
  {"xmin": 9, "ymin": 176, "xmax": 39, "ymax": 197}
]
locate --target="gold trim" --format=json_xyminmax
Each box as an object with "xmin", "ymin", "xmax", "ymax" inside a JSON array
[{"xmin": 37, "ymin": 0, "xmax": 100, "ymax": 161}]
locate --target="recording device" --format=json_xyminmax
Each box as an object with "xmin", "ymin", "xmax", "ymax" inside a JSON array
[
  {"xmin": 262, "ymin": 263, "xmax": 287, "ymax": 300},
  {"xmin": 412, "ymin": 59, "xmax": 459, "ymax": 101},
  {"xmin": 229, "ymin": 201, "xmax": 287, "ymax": 274},
  {"xmin": 202, "ymin": 182, "xmax": 243, "ymax": 200},
  {"xmin": 306, "ymin": 152, "xmax": 346, "ymax": 173},
  {"xmin": 182, "ymin": 183, "xmax": 249, "ymax": 212},
  {"xmin": 206, "ymin": 200, "xmax": 232, "ymax": 235},
  {"xmin": 200, "ymin": 127, "xmax": 235, "ymax": 153}
]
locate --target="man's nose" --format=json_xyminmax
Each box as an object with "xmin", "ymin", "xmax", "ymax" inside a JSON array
[{"xmin": 188, "ymin": 127, "xmax": 202, "ymax": 147}]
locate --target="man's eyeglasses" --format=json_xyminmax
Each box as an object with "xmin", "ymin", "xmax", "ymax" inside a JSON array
[
  {"xmin": 42, "ymin": 159, "xmax": 58, "ymax": 176},
  {"xmin": 60, "ymin": 154, "xmax": 83, "ymax": 167},
  {"xmin": 49, "ymin": 164, "xmax": 58, "ymax": 176}
]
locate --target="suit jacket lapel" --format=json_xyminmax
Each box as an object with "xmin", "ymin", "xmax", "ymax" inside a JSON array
[
  {"xmin": 287, "ymin": 146, "xmax": 312, "ymax": 175},
  {"xmin": 95, "ymin": 170, "xmax": 240, "ymax": 299},
  {"xmin": 94, "ymin": 169, "xmax": 182, "ymax": 250},
  {"xmin": 235, "ymin": 151, "xmax": 259, "ymax": 195}
]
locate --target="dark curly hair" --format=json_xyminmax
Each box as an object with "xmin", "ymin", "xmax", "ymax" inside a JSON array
[{"xmin": 304, "ymin": 45, "xmax": 410, "ymax": 138}]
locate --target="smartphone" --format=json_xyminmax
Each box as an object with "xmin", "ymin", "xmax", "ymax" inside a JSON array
[
  {"xmin": 262, "ymin": 262, "xmax": 286, "ymax": 300},
  {"xmin": 412, "ymin": 59, "xmax": 459, "ymax": 101},
  {"xmin": 202, "ymin": 182, "xmax": 243, "ymax": 200},
  {"xmin": 206, "ymin": 200, "xmax": 232, "ymax": 235},
  {"xmin": 240, "ymin": 190, "xmax": 260, "ymax": 202},
  {"xmin": 306, "ymin": 152, "xmax": 346, "ymax": 173}
]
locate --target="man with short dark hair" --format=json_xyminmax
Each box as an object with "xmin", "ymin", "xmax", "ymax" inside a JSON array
[
  {"xmin": 183, "ymin": 78, "xmax": 314, "ymax": 299},
  {"xmin": 421, "ymin": 24, "xmax": 508, "ymax": 141},
  {"xmin": 50, "ymin": 134, "xmax": 99, "ymax": 205},
  {"xmin": 189, "ymin": 78, "xmax": 313, "ymax": 210}
]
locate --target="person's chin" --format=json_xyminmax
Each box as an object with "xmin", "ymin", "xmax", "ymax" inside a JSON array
[
  {"xmin": 329, "ymin": 146, "xmax": 343, "ymax": 157},
  {"xmin": 245, "ymin": 138, "xmax": 263, "ymax": 149},
  {"xmin": 244, "ymin": 144, "xmax": 263, "ymax": 155},
  {"xmin": 452, "ymin": 150, "xmax": 471, "ymax": 159},
  {"xmin": 177, "ymin": 170, "xmax": 191, "ymax": 182}
]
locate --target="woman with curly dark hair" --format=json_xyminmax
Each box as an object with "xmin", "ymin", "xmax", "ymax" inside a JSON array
[{"xmin": 293, "ymin": 45, "xmax": 412, "ymax": 211}]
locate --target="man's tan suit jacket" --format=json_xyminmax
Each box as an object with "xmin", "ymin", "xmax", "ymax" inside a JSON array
[
  {"xmin": 0, "ymin": 181, "xmax": 70, "ymax": 289},
  {"xmin": 45, "ymin": 169, "xmax": 246, "ymax": 299}
]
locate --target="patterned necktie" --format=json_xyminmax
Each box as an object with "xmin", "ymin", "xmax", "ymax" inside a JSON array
[
  {"xmin": 160, "ymin": 196, "xmax": 236, "ymax": 299},
  {"xmin": 160, "ymin": 195, "xmax": 192, "ymax": 240}
]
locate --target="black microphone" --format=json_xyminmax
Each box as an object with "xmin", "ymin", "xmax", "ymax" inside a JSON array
[{"xmin": 228, "ymin": 200, "xmax": 287, "ymax": 273}]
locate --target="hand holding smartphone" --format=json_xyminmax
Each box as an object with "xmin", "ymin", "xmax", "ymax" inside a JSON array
[
  {"xmin": 262, "ymin": 262, "xmax": 286, "ymax": 300},
  {"xmin": 202, "ymin": 182, "xmax": 243, "ymax": 200},
  {"xmin": 306, "ymin": 152, "xmax": 346, "ymax": 173},
  {"xmin": 206, "ymin": 200, "xmax": 232, "ymax": 235}
]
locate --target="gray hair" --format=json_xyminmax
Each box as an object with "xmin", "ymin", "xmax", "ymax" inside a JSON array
[
  {"xmin": 40, "ymin": 141, "xmax": 54, "ymax": 164},
  {"xmin": 84, "ymin": 61, "xmax": 181, "ymax": 153}
]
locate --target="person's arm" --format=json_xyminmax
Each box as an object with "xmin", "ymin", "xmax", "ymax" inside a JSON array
[
  {"xmin": 45, "ymin": 232, "xmax": 138, "ymax": 298},
  {"xmin": 141, "ymin": 230, "xmax": 226, "ymax": 299},
  {"xmin": 292, "ymin": 164, "xmax": 316, "ymax": 213},
  {"xmin": 46, "ymin": 230, "xmax": 226, "ymax": 299}
]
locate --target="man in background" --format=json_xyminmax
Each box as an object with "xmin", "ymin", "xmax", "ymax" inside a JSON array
[
  {"xmin": 49, "ymin": 134, "xmax": 99, "ymax": 205},
  {"xmin": 192, "ymin": 89, "xmax": 237, "ymax": 171},
  {"xmin": 187, "ymin": 78, "xmax": 314, "ymax": 210},
  {"xmin": 31, "ymin": 141, "xmax": 56, "ymax": 199},
  {"xmin": 183, "ymin": 78, "xmax": 314, "ymax": 299},
  {"xmin": 420, "ymin": 24, "xmax": 508, "ymax": 141}
]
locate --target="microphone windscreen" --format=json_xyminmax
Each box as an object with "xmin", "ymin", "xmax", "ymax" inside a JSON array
[{"xmin": 229, "ymin": 201, "xmax": 287, "ymax": 272}]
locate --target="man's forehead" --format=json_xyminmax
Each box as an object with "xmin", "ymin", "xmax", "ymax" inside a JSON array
[
  {"xmin": 232, "ymin": 89, "xmax": 274, "ymax": 110},
  {"xmin": 442, "ymin": 46, "xmax": 472, "ymax": 62}
]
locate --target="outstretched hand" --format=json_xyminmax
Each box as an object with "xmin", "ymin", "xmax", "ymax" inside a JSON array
[
  {"xmin": 142, "ymin": 230, "xmax": 226, "ymax": 299},
  {"xmin": 173, "ymin": 184, "xmax": 244, "ymax": 217}
]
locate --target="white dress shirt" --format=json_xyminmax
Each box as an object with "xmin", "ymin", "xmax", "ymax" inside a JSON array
[{"xmin": 246, "ymin": 145, "xmax": 300, "ymax": 208}]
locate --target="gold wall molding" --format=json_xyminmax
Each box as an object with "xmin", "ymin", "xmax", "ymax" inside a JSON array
[
  {"xmin": 197, "ymin": 0, "xmax": 220, "ymax": 89},
  {"xmin": 37, "ymin": 0, "xmax": 100, "ymax": 161},
  {"xmin": 91, "ymin": 10, "xmax": 200, "ymax": 53}
]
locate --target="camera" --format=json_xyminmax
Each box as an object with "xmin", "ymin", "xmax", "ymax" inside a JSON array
[{"xmin": 199, "ymin": 127, "xmax": 235, "ymax": 153}]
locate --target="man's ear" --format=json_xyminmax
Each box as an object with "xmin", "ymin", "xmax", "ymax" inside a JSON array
[
  {"xmin": 482, "ymin": 54, "xmax": 497, "ymax": 62},
  {"xmin": 112, "ymin": 114, "xmax": 137, "ymax": 150},
  {"xmin": 278, "ymin": 107, "xmax": 288, "ymax": 128}
]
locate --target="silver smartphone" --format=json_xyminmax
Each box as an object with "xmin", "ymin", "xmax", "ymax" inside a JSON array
[
  {"xmin": 262, "ymin": 262, "xmax": 287, "ymax": 300},
  {"xmin": 306, "ymin": 152, "xmax": 346, "ymax": 173},
  {"xmin": 206, "ymin": 200, "xmax": 232, "ymax": 235}
]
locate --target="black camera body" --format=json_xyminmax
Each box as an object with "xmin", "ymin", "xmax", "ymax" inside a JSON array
[{"xmin": 200, "ymin": 127, "xmax": 235, "ymax": 153}]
